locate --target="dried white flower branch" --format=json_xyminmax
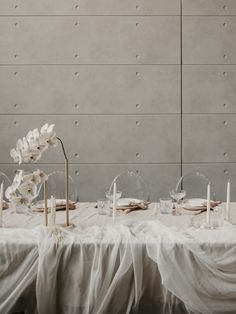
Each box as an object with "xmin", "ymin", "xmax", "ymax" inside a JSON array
[
  {"xmin": 5, "ymin": 169, "xmax": 48, "ymax": 205},
  {"xmin": 10, "ymin": 123, "xmax": 58, "ymax": 164},
  {"xmin": 6, "ymin": 123, "xmax": 58, "ymax": 204}
]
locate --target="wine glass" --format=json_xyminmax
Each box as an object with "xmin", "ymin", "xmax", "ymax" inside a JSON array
[
  {"xmin": 105, "ymin": 190, "xmax": 122, "ymax": 202},
  {"xmin": 169, "ymin": 189, "xmax": 186, "ymax": 215}
]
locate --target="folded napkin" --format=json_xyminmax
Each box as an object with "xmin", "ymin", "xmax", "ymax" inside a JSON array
[
  {"xmin": 181, "ymin": 200, "xmax": 221, "ymax": 215},
  {"xmin": 180, "ymin": 208, "xmax": 203, "ymax": 215},
  {"xmin": 202, "ymin": 200, "xmax": 221, "ymax": 208},
  {"xmin": 34, "ymin": 199, "xmax": 76, "ymax": 212},
  {"xmin": 118, "ymin": 201, "xmax": 150, "ymax": 214},
  {"xmin": 2, "ymin": 201, "xmax": 8, "ymax": 210}
]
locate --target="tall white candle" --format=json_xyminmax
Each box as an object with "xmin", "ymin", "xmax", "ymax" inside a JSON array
[
  {"xmin": 0, "ymin": 183, "xmax": 3, "ymax": 227},
  {"xmin": 206, "ymin": 183, "xmax": 211, "ymax": 225},
  {"xmin": 226, "ymin": 180, "xmax": 230, "ymax": 221},
  {"xmin": 112, "ymin": 182, "xmax": 117, "ymax": 224},
  {"xmin": 49, "ymin": 195, "xmax": 56, "ymax": 226}
]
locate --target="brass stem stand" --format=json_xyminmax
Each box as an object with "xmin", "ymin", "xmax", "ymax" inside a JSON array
[
  {"xmin": 57, "ymin": 137, "xmax": 69, "ymax": 227},
  {"xmin": 65, "ymin": 158, "xmax": 69, "ymax": 226},
  {"xmin": 43, "ymin": 137, "xmax": 70, "ymax": 227},
  {"xmin": 44, "ymin": 180, "xmax": 48, "ymax": 226}
]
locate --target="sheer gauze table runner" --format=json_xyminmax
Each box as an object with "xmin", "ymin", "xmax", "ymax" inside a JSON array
[{"xmin": 1, "ymin": 203, "xmax": 236, "ymax": 314}]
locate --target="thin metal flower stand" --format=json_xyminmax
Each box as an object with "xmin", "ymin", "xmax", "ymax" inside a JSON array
[{"xmin": 44, "ymin": 137, "xmax": 73, "ymax": 228}]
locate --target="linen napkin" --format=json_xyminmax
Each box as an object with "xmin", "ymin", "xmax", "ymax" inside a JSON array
[
  {"xmin": 34, "ymin": 199, "xmax": 76, "ymax": 212},
  {"xmin": 118, "ymin": 201, "xmax": 150, "ymax": 214},
  {"xmin": 180, "ymin": 200, "xmax": 221, "ymax": 215},
  {"xmin": 2, "ymin": 201, "xmax": 9, "ymax": 210}
]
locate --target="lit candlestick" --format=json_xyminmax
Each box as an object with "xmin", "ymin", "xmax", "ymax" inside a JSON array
[
  {"xmin": 226, "ymin": 180, "xmax": 230, "ymax": 221},
  {"xmin": 49, "ymin": 195, "xmax": 56, "ymax": 226},
  {"xmin": 0, "ymin": 183, "xmax": 3, "ymax": 227},
  {"xmin": 206, "ymin": 183, "xmax": 211, "ymax": 225},
  {"xmin": 112, "ymin": 182, "xmax": 117, "ymax": 224}
]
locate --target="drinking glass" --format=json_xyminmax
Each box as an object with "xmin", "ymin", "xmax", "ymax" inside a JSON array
[
  {"xmin": 159, "ymin": 198, "xmax": 173, "ymax": 214},
  {"xmin": 211, "ymin": 205, "xmax": 224, "ymax": 228},
  {"xmin": 169, "ymin": 189, "xmax": 186, "ymax": 215},
  {"xmin": 105, "ymin": 190, "xmax": 122, "ymax": 217},
  {"xmin": 97, "ymin": 199, "xmax": 108, "ymax": 215}
]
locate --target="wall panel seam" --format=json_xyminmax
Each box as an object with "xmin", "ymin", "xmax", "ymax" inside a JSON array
[{"xmin": 180, "ymin": 0, "xmax": 183, "ymax": 176}]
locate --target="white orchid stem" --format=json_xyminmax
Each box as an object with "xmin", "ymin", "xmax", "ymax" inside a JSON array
[
  {"xmin": 56, "ymin": 137, "xmax": 69, "ymax": 226},
  {"xmin": 57, "ymin": 137, "xmax": 68, "ymax": 161}
]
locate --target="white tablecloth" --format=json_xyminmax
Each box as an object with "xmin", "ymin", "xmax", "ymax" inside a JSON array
[{"xmin": 1, "ymin": 203, "xmax": 236, "ymax": 314}]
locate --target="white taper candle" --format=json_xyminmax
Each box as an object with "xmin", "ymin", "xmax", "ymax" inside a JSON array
[
  {"xmin": 49, "ymin": 195, "xmax": 56, "ymax": 226},
  {"xmin": 226, "ymin": 180, "xmax": 230, "ymax": 221},
  {"xmin": 0, "ymin": 182, "xmax": 3, "ymax": 227},
  {"xmin": 112, "ymin": 182, "xmax": 117, "ymax": 224},
  {"xmin": 206, "ymin": 183, "xmax": 211, "ymax": 225}
]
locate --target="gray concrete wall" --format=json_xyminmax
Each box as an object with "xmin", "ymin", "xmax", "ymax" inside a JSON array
[
  {"xmin": 0, "ymin": 0, "xmax": 235, "ymax": 201},
  {"xmin": 182, "ymin": 1, "xmax": 236, "ymax": 201}
]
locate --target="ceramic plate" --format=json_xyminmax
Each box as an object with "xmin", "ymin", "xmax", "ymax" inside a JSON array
[
  {"xmin": 183, "ymin": 198, "xmax": 206, "ymax": 210},
  {"xmin": 116, "ymin": 198, "xmax": 143, "ymax": 209}
]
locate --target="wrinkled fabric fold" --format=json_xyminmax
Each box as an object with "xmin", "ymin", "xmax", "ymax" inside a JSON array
[
  {"xmin": 36, "ymin": 224, "xmax": 143, "ymax": 314},
  {"xmin": 0, "ymin": 228, "xmax": 39, "ymax": 314},
  {"xmin": 145, "ymin": 221, "xmax": 236, "ymax": 314},
  {"xmin": 1, "ymin": 218, "xmax": 236, "ymax": 314}
]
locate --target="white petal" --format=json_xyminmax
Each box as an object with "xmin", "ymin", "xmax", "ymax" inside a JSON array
[
  {"xmin": 18, "ymin": 181, "xmax": 38, "ymax": 198},
  {"xmin": 40, "ymin": 144, "xmax": 48, "ymax": 152},
  {"xmin": 32, "ymin": 128, "xmax": 40, "ymax": 140},
  {"xmin": 26, "ymin": 130, "xmax": 33, "ymax": 142},
  {"xmin": 10, "ymin": 148, "xmax": 22, "ymax": 164},
  {"xmin": 22, "ymin": 149, "xmax": 42, "ymax": 163},
  {"xmin": 15, "ymin": 196, "xmax": 28, "ymax": 205},
  {"xmin": 33, "ymin": 139, "xmax": 48, "ymax": 152},
  {"xmin": 12, "ymin": 170, "xmax": 23, "ymax": 188},
  {"xmin": 22, "ymin": 173, "xmax": 34, "ymax": 182},
  {"xmin": 10, "ymin": 148, "xmax": 17, "ymax": 159},
  {"xmin": 51, "ymin": 138, "xmax": 58, "ymax": 147},
  {"xmin": 16, "ymin": 169, "xmax": 24, "ymax": 179},
  {"xmin": 16, "ymin": 139, "xmax": 23, "ymax": 150},
  {"xmin": 47, "ymin": 124, "xmax": 55, "ymax": 133},
  {"xmin": 33, "ymin": 169, "xmax": 48, "ymax": 182},
  {"xmin": 5, "ymin": 186, "xmax": 14, "ymax": 199},
  {"xmin": 22, "ymin": 137, "xmax": 29, "ymax": 151},
  {"xmin": 48, "ymin": 133, "xmax": 58, "ymax": 147},
  {"xmin": 40, "ymin": 123, "xmax": 49, "ymax": 134},
  {"xmin": 21, "ymin": 155, "xmax": 31, "ymax": 163}
]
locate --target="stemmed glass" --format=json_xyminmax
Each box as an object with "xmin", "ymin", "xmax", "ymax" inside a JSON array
[{"xmin": 169, "ymin": 189, "xmax": 186, "ymax": 215}]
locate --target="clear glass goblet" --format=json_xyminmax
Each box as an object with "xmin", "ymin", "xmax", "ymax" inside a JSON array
[
  {"xmin": 169, "ymin": 189, "xmax": 186, "ymax": 215},
  {"xmin": 105, "ymin": 190, "xmax": 122, "ymax": 202}
]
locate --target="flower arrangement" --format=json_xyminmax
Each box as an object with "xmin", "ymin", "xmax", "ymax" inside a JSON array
[
  {"xmin": 5, "ymin": 169, "xmax": 47, "ymax": 207},
  {"xmin": 6, "ymin": 123, "xmax": 58, "ymax": 208},
  {"xmin": 10, "ymin": 123, "xmax": 57, "ymax": 164}
]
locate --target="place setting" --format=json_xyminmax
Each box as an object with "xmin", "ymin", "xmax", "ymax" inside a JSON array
[{"xmin": 155, "ymin": 171, "xmax": 233, "ymax": 231}]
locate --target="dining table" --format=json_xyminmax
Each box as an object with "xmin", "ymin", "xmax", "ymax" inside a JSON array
[{"xmin": 1, "ymin": 202, "xmax": 236, "ymax": 314}]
